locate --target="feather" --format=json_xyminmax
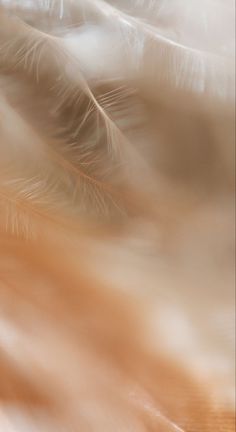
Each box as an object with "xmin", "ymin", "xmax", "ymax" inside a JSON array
[
  {"xmin": 1, "ymin": 1, "xmax": 234, "ymax": 101},
  {"xmin": 0, "ymin": 10, "xmax": 161, "ymax": 234},
  {"xmin": 0, "ymin": 1, "xmax": 235, "ymax": 431},
  {"xmin": 0, "ymin": 91, "xmax": 129, "ymax": 236},
  {"xmin": 0, "ymin": 9, "xmax": 154, "ymax": 175},
  {"xmin": 62, "ymin": 0, "xmax": 234, "ymax": 102}
]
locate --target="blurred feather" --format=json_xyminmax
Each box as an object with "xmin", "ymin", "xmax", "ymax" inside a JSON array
[
  {"xmin": 0, "ymin": 0, "xmax": 235, "ymax": 431},
  {"xmin": 64, "ymin": 0, "xmax": 234, "ymax": 102}
]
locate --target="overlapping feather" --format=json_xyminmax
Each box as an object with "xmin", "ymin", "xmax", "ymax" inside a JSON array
[
  {"xmin": 0, "ymin": 1, "xmax": 235, "ymax": 431},
  {"xmin": 0, "ymin": 0, "xmax": 234, "ymax": 233}
]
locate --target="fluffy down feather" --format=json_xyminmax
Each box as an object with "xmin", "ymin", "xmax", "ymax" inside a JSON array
[{"xmin": 0, "ymin": 1, "xmax": 235, "ymax": 431}]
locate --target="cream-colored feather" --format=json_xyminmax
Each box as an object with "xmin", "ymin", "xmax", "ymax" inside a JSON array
[{"xmin": 0, "ymin": 1, "xmax": 235, "ymax": 431}]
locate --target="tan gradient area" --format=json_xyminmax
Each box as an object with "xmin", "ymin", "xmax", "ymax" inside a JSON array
[{"xmin": 0, "ymin": 233, "xmax": 234, "ymax": 431}]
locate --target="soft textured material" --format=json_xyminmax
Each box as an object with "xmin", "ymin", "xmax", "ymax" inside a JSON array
[{"xmin": 0, "ymin": 1, "xmax": 235, "ymax": 431}]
